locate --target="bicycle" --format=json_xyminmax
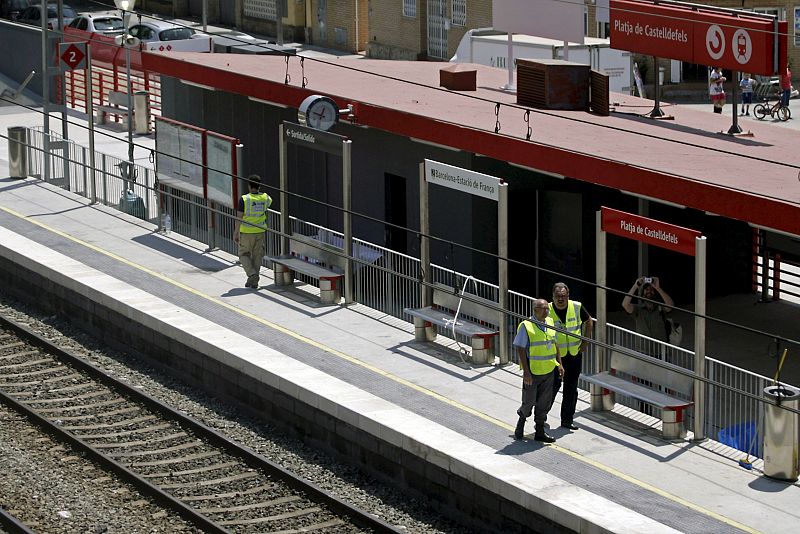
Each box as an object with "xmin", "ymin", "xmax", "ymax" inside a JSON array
[{"xmin": 753, "ymin": 97, "xmax": 791, "ymax": 121}]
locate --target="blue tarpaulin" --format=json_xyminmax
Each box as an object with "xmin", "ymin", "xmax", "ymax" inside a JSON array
[{"xmin": 718, "ymin": 421, "xmax": 761, "ymax": 458}]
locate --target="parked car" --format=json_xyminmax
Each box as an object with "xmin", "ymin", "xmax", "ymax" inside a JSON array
[
  {"xmin": 127, "ymin": 18, "xmax": 211, "ymax": 52},
  {"xmin": 0, "ymin": 0, "xmax": 33, "ymax": 21},
  {"xmin": 67, "ymin": 13, "xmax": 124, "ymax": 36},
  {"xmin": 16, "ymin": 3, "xmax": 76, "ymax": 29}
]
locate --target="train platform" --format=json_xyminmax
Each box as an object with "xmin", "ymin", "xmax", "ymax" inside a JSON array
[{"xmin": 1, "ymin": 106, "xmax": 799, "ymax": 533}]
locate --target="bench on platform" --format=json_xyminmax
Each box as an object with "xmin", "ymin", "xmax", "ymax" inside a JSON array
[
  {"xmin": 404, "ymin": 284, "xmax": 500, "ymax": 365},
  {"xmin": 268, "ymin": 235, "xmax": 344, "ymax": 305},
  {"xmin": 96, "ymin": 90, "xmax": 130, "ymax": 126},
  {"xmin": 583, "ymin": 346, "xmax": 694, "ymax": 439}
]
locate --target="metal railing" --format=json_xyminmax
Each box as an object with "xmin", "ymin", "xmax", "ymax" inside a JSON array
[{"xmin": 18, "ymin": 126, "xmax": 795, "ymax": 460}]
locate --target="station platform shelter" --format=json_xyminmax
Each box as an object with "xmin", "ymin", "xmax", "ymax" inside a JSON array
[{"xmin": 1, "ymin": 102, "xmax": 800, "ymax": 533}]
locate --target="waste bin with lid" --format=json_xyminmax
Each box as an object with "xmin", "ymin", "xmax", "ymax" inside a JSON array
[
  {"xmin": 8, "ymin": 126, "xmax": 28, "ymax": 178},
  {"xmin": 763, "ymin": 384, "xmax": 800, "ymax": 481}
]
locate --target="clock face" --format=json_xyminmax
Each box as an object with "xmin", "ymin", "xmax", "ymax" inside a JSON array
[{"xmin": 298, "ymin": 95, "xmax": 339, "ymax": 131}]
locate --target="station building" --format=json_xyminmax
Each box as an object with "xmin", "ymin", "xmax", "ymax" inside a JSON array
[{"xmin": 130, "ymin": 50, "xmax": 799, "ymax": 315}]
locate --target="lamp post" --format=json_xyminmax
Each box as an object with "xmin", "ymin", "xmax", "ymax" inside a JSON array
[{"xmin": 114, "ymin": 0, "xmax": 138, "ymax": 193}]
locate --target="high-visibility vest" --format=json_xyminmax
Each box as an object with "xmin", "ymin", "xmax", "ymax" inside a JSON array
[
  {"xmin": 240, "ymin": 193, "xmax": 271, "ymax": 234},
  {"xmin": 549, "ymin": 301, "xmax": 583, "ymax": 356},
  {"xmin": 519, "ymin": 317, "xmax": 558, "ymax": 376}
]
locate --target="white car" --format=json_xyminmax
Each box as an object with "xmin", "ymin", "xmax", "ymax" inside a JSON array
[
  {"xmin": 67, "ymin": 13, "xmax": 124, "ymax": 36},
  {"xmin": 127, "ymin": 18, "xmax": 211, "ymax": 52}
]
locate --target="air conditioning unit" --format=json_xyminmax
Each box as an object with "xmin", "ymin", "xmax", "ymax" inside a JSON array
[{"xmin": 516, "ymin": 59, "xmax": 590, "ymax": 111}]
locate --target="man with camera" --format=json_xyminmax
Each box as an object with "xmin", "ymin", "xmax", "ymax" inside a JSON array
[{"xmin": 622, "ymin": 276, "xmax": 674, "ymax": 342}]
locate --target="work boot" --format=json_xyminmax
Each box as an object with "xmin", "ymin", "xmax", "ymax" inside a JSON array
[
  {"xmin": 533, "ymin": 425, "xmax": 555, "ymax": 443},
  {"xmin": 514, "ymin": 417, "xmax": 526, "ymax": 440}
]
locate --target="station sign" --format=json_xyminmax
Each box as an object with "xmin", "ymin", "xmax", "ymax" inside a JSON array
[
  {"xmin": 601, "ymin": 207, "xmax": 701, "ymax": 256},
  {"xmin": 424, "ymin": 160, "xmax": 502, "ymax": 202},
  {"xmin": 609, "ymin": 0, "xmax": 787, "ymax": 76},
  {"xmin": 283, "ymin": 122, "xmax": 346, "ymax": 156}
]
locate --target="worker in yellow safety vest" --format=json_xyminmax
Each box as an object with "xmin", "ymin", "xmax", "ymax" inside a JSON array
[
  {"xmin": 514, "ymin": 298, "xmax": 564, "ymax": 443},
  {"xmin": 549, "ymin": 282, "xmax": 593, "ymax": 431},
  {"xmin": 234, "ymin": 174, "xmax": 272, "ymax": 289}
]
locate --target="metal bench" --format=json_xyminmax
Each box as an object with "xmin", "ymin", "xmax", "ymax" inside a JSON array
[
  {"xmin": 96, "ymin": 90, "xmax": 130, "ymax": 126},
  {"xmin": 583, "ymin": 346, "xmax": 694, "ymax": 439},
  {"xmin": 404, "ymin": 284, "xmax": 499, "ymax": 365},
  {"xmin": 268, "ymin": 235, "xmax": 344, "ymax": 305}
]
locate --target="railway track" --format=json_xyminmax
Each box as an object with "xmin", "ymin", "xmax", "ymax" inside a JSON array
[{"xmin": 0, "ymin": 314, "xmax": 404, "ymax": 534}]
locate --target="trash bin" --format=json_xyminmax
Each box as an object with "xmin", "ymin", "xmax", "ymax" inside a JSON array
[
  {"xmin": 763, "ymin": 384, "xmax": 800, "ymax": 481},
  {"xmin": 133, "ymin": 91, "xmax": 150, "ymax": 135},
  {"xmin": 8, "ymin": 126, "xmax": 28, "ymax": 178}
]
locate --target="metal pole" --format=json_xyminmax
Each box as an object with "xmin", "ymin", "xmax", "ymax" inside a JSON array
[
  {"xmin": 638, "ymin": 198, "xmax": 648, "ymax": 275},
  {"xmin": 125, "ymin": 11, "xmax": 134, "ymax": 187},
  {"xmin": 649, "ymin": 56, "xmax": 665, "ymax": 118},
  {"xmin": 728, "ymin": 70, "xmax": 742, "ymax": 135},
  {"xmin": 761, "ymin": 234, "xmax": 769, "ymax": 302},
  {"xmin": 342, "ymin": 139, "xmax": 353, "ymax": 304},
  {"xmin": 504, "ymin": 32, "xmax": 514, "ymax": 90},
  {"xmin": 276, "ymin": 0, "xmax": 284, "ymax": 46},
  {"xmin": 419, "ymin": 161, "xmax": 431, "ymax": 307},
  {"xmin": 592, "ymin": 210, "xmax": 608, "ymax": 410},
  {"xmin": 693, "ymin": 236, "xmax": 707, "ymax": 441},
  {"xmin": 279, "ymin": 124, "xmax": 289, "ymax": 255},
  {"xmin": 202, "ymin": 0, "xmax": 208, "ymax": 33},
  {"xmin": 41, "ymin": 0, "xmax": 50, "ymax": 183},
  {"xmin": 87, "ymin": 44, "xmax": 97, "ymax": 203},
  {"xmin": 58, "ymin": 0, "xmax": 69, "ymax": 189},
  {"xmin": 497, "ymin": 182, "xmax": 509, "ymax": 365}
]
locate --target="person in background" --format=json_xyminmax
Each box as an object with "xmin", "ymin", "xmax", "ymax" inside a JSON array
[
  {"xmin": 739, "ymin": 73, "xmax": 756, "ymax": 116},
  {"xmin": 549, "ymin": 282, "xmax": 593, "ymax": 431},
  {"xmin": 514, "ymin": 299, "xmax": 564, "ymax": 443},
  {"xmin": 710, "ymin": 66, "xmax": 726, "ymax": 114},
  {"xmin": 622, "ymin": 276, "xmax": 675, "ymax": 342},
  {"xmin": 780, "ymin": 63, "xmax": 792, "ymax": 110},
  {"xmin": 234, "ymin": 175, "xmax": 272, "ymax": 289}
]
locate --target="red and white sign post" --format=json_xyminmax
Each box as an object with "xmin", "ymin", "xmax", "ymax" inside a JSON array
[
  {"xmin": 595, "ymin": 207, "xmax": 708, "ymax": 440},
  {"xmin": 59, "ymin": 41, "xmax": 98, "ymax": 203},
  {"xmin": 610, "ymin": 0, "xmax": 788, "ymax": 133}
]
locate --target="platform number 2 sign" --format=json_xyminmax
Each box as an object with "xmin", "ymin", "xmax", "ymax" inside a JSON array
[{"xmin": 59, "ymin": 42, "xmax": 87, "ymax": 73}]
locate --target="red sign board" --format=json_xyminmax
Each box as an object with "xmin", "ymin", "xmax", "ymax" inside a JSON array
[
  {"xmin": 610, "ymin": 0, "xmax": 787, "ymax": 76},
  {"xmin": 601, "ymin": 207, "xmax": 701, "ymax": 256}
]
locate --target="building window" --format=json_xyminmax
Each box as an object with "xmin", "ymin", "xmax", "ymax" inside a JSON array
[
  {"xmin": 752, "ymin": 7, "xmax": 782, "ymax": 19},
  {"xmin": 584, "ymin": 6, "xmax": 589, "ymax": 36},
  {"xmin": 334, "ymin": 27, "xmax": 348, "ymax": 45},
  {"xmin": 244, "ymin": 0, "xmax": 276, "ymax": 21},
  {"xmin": 452, "ymin": 0, "xmax": 466, "ymax": 26},
  {"xmin": 597, "ymin": 21, "xmax": 609, "ymax": 38},
  {"xmin": 403, "ymin": 0, "xmax": 416, "ymax": 18},
  {"xmin": 795, "ymin": 7, "xmax": 800, "ymax": 47}
]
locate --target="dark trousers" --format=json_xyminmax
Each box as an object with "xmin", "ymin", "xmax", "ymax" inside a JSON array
[
  {"xmin": 517, "ymin": 371, "xmax": 555, "ymax": 428},
  {"xmin": 558, "ymin": 353, "xmax": 583, "ymax": 425}
]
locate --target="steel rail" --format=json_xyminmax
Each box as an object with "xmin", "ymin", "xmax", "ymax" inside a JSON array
[
  {"xmin": 0, "ymin": 506, "xmax": 36, "ymax": 534},
  {"xmin": 0, "ymin": 313, "xmax": 405, "ymax": 534}
]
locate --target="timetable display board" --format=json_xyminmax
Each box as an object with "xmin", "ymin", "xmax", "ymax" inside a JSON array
[
  {"xmin": 206, "ymin": 132, "xmax": 239, "ymax": 208},
  {"xmin": 155, "ymin": 117, "xmax": 205, "ymax": 197}
]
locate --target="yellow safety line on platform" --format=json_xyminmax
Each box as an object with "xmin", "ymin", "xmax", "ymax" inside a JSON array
[{"xmin": 1, "ymin": 205, "xmax": 760, "ymax": 534}]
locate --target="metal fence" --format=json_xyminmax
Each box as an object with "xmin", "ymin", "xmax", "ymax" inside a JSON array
[{"xmin": 19, "ymin": 126, "xmax": 795, "ymax": 459}]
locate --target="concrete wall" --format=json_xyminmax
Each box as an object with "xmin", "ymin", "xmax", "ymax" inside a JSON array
[{"xmin": 0, "ymin": 20, "xmax": 45, "ymax": 100}]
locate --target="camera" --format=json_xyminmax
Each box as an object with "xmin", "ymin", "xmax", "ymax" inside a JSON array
[{"xmin": 643, "ymin": 277, "xmax": 653, "ymax": 285}]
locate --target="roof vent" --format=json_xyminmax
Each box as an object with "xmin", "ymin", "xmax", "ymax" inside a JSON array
[
  {"xmin": 440, "ymin": 64, "xmax": 477, "ymax": 91},
  {"xmin": 516, "ymin": 59, "xmax": 590, "ymax": 111}
]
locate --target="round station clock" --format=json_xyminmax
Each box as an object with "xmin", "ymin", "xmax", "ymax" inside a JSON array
[{"xmin": 297, "ymin": 95, "xmax": 340, "ymax": 131}]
